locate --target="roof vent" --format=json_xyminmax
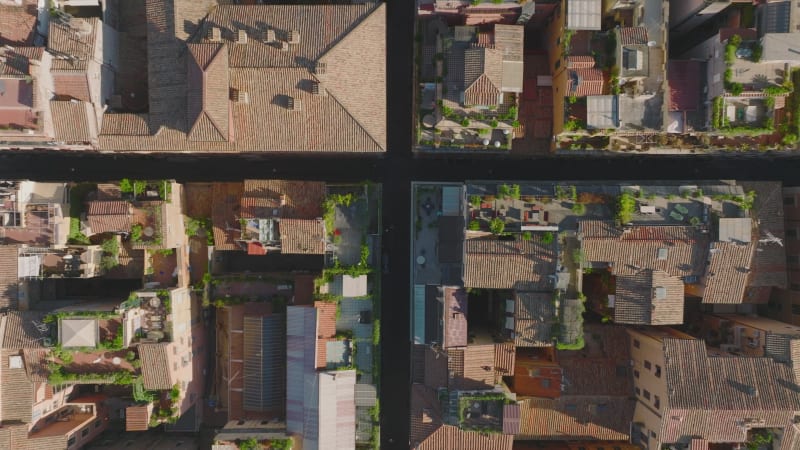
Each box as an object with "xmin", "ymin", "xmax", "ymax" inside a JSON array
[
  {"xmin": 236, "ymin": 29, "xmax": 248, "ymax": 45},
  {"xmin": 264, "ymin": 29, "xmax": 276, "ymax": 44},
  {"xmin": 280, "ymin": 41, "xmax": 289, "ymax": 52},
  {"xmin": 314, "ymin": 62, "xmax": 326, "ymax": 75},
  {"xmin": 311, "ymin": 81, "xmax": 326, "ymax": 96},
  {"xmin": 287, "ymin": 97, "xmax": 301, "ymax": 111},
  {"xmin": 230, "ymin": 88, "xmax": 249, "ymax": 104},
  {"xmin": 207, "ymin": 27, "xmax": 222, "ymax": 42},
  {"xmin": 288, "ymin": 30, "xmax": 300, "ymax": 45}
]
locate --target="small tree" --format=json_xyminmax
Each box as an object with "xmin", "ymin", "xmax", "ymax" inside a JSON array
[
  {"xmin": 541, "ymin": 232, "xmax": 554, "ymax": 244},
  {"xmin": 615, "ymin": 192, "xmax": 637, "ymax": 224},
  {"xmin": 468, "ymin": 220, "xmax": 481, "ymax": 231},
  {"xmin": 469, "ymin": 195, "xmax": 482, "ymax": 209},
  {"xmin": 521, "ymin": 231, "xmax": 532, "ymax": 241},
  {"xmin": 572, "ymin": 203, "xmax": 586, "ymax": 215},
  {"xmin": 489, "ymin": 218, "xmax": 505, "ymax": 235}
]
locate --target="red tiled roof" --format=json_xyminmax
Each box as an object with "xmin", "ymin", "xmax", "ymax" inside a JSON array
[
  {"xmin": 517, "ymin": 396, "xmax": 634, "ymax": 441},
  {"xmin": 241, "ymin": 180, "xmax": 325, "ymax": 219},
  {"xmin": 0, "ymin": 0, "xmax": 38, "ymax": 46},
  {"xmin": 54, "ymin": 73, "xmax": 91, "ymax": 102},
  {"xmin": 701, "ymin": 241, "xmax": 754, "ymax": 304},
  {"xmin": 579, "ymin": 220, "xmax": 708, "ymax": 277},
  {"xmin": 618, "ymin": 27, "xmax": 648, "ymax": 46},
  {"xmin": 741, "ymin": 182, "xmax": 787, "ymax": 290},
  {"xmin": 442, "ymin": 287, "xmax": 467, "ymax": 349},
  {"xmin": 567, "ymin": 55, "xmax": 595, "ymax": 69},
  {"xmin": 668, "ymin": 60, "xmax": 702, "ymax": 112},
  {"xmin": 614, "ymin": 270, "xmax": 684, "ymax": 325},
  {"xmin": 465, "ymin": 73, "xmax": 501, "ymax": 107},
  {"xmin": 464, "ymin": 236, "xmax": 558, "ymax": 290},
  {"xmin": 51, "ymin": 100, "xmax": 96, "ymax": 142},
  {"xmin": 314, "ymin": 301, "xmax": 337, "ymax": 369},
  {"xmin": 279, "ymin": 218, "xmax": 324, "ymax": 254},
  {"xmin": 48, "ymin": 18, "xmax": 99, "ymax": 72},
  {"xmin": 502, "ymin": 404, "xmax": 520, "ymax": 435},
  {"xmin": 186, "ymin": 43, "xmax": 230, "ymax": 142},
  {"xmin": 126, "ymin": 404, "xmax": 151, "ymax": 431},
  {"xmin": 0, "ymin": 245, "xmax": 19, "ymax": 309},
  {"xmin": 85, "ymin": 200, "xmax": 131, "ymax": 234},
  {"xmin": 515, "ymin": 292, "xmax": 556, "ymax": 347},
  {"xmin": 568, "ymin": 68, "xmax": 605, "ymax": 97},
  {"xmin": 139, "ymin": 342, "xmax": 173, "ymax": 389},
  {"xmin": 211, "ymin": 182, "xmax": 244, "ymax": 250},
  {"xmin": 0, "ymin": 46, "xmax": 41, "ymax": 77}
]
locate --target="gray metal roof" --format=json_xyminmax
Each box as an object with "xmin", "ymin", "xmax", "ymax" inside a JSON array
[
  {"xmin": 718, "ymin": 218, "xmax": 752, "ymax": 244},
  {"xmin": 587, "ymin": 95, "xmax": 619, "ymax": 129},
  {"xmin": 567, "ymin": 0, "xmax": 602, "ymax": 30},
  {"xmin": 761, "ymin": 33, "xmax": 800, "ymax": 62}
]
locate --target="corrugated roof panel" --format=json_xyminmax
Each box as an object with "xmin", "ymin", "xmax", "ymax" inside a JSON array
[
  {"xmin": 441, "ymin": 186, "xmax": 462, "ymax": 216},
  {"xmin": 414, "ymin": 285, "xmax": 426, "ymax": 344}
]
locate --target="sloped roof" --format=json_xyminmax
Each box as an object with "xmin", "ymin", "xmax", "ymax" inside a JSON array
[
  {"xmin": 101, "ymin": 2, "xmax": 385, "ymax": 153},
  {"xmin": 314, "ymin": 301, "xmax": 337, "ymax": 369},
  {"xmin": 515, "ymin": 292, "xmax": 556, "ymax": 347},
  {"xmin": 661, "ymin": 338, "xmax": 800, "ymax": 443},
  {"xmin": 0, "ymin": 311, "xmax": 47, "ymax": 349},
  {"xmin": 579, "ymin": 220, "xmax": 708, "ymax": 277},
  {"xmin": 701, "ymin": 240, "xmax": 754, "ymax": 304},
  {"xmin": 186, "ymin": 43, "xmax": 230, "ymax": 142},
  {"xmin": 0, "ymin": 245, "xmax": 19, "ymax": 310},
  {"xmin": 100, "ymin": 113, "xmax": 150, "ymax": 136},
  {"xmin": 51, "ymin": 100, "xmax": 96, "ymax": 142},
  {"xmin": 211, "ymin": 182, "xmax": 244, "ymax": 250},
  {"xmin": 442, "ymin": 287, "xmax": 467, "ymax": 349},
  {"xmin": 85, "ymin": 200, "xmax": 132, "ymax": 234},
  {"xmin": 463, "ymin": 236, "xmax": 558, "ymax": 290},
  {"xmin": 139, "ymin": 342, "xmax": 173, "ymax": 389},
  {"xmin": 517, "ymin": 396, "xmax": 634, "ymax": 440},
  {"xmin": 126, "ymin": 404, "xmax": 152, "ymax": 431},
  {"xmin": 567, "ymin": 55, "xmax": 595, "ymax": 69},
  {"xmin": 741, "ymin": 182, "xmax": 786, "ymax": 289},
  {"xmin": 568, "ymin": 68, "xmax": 605, "ymax": 96},
  {"xmin": 0, "ymin": 0, "xmax": 38, "ymax": 46},
  {"xmin": 279, "ymin": 219, "xmax": 324, "ymax": 254},
  {"xmin": 614, "ymin": 270, "xmax": 684, "ymax": 325},
  {"xmin": 1, "ymin": 348, "xmax": 34, "ymax": 423},
  {"xmin": 59, "ymin": 318, "xmax": 98, "ymax": 348},
  {"xmin": 668, "ymin": 60, "xmax": 702, "ymax": 112},
  {"xmin": 446, "ymin": 344, "xmax": 514, "ymax": 390},
  {"xmin": 48, "ymin": 18, "xmax": 99, "ymax": 72},
  {"xmin": 241, "ymin": 180, "xmax": 325, "ymax": 219},
  {"xmin": 618, "ymin": 27, "xmax": 648, "ymax": 46},
  {"xmin": 54, "ymin": 73, "xmax": 91, "ymax": 102},
  {"xmin": 0, "ymin": 46, "xmax": 42, "ymax": 77}
]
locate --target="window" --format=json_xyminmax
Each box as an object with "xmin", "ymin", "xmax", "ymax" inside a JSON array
[
  {"xmin": 635, "ymin": 387, "xmax": 641, "ymax": 396},
  {"xmin": 82, "ymin": 428, "xmax": 89, "ymax": 437},
  {"xmin": 643, "ymin": 389, "xmax": 651, "ymax": 400},
  {"xmin": 655, "ymin": 365, "xmax": 662, "ymax": 378},
  {"xmin": 94, "ymin": 419, "xmax": 101, "ymax": 429},
  {"xmin": 787, "ymin": 229, "xmax": 798, "ymax": 239},
  {"xmin": 634, "ymin": 369, "xmax": 640, "ymax": 379},
  {"xmin": 654, "ymin": 395, "xmax": 661, "ymax": 409},
  {"xmin": 541, "ymin": 378, "xmax": 551, "ymax": 388},
  {"xmin": 68, "ymin": 437, "xmax": 76, "ymax": 447},
  {"xmin": 634, "ymin": 339, "xmax": 640, "ymax": 348},
  {"xmin": 644, "ymin": 360, "xmax": 652, "ymax": 370},
  {"xmin": 785, "ymin": 196, "xmax": 795, "ymax": 206}
]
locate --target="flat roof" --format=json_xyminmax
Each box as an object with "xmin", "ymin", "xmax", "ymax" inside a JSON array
[{"xmin": 567, "ymin": 0, "xmax": 601, "ymax": 30}]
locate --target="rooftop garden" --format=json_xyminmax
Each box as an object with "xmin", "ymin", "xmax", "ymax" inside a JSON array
[
  {"xmin": 457, "ymin": 392, "xmax": 510, "ymax": 433},
  {"xmin": 120, "ymin": 179, "xmax": 172, "ymax": 202},
  {"xmin": 131, "ymin": 203, "xmax": 164, "ymax": 247}
]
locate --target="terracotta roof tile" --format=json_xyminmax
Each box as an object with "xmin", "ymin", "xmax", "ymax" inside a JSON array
[
  {"xmin": 568, "ymin": 68, "xmax": 606, "ymax": 97},
  {"xmin": 668, "ymin": 60, "xmax": 702, "ymax": 112},
  {"xmin": 0, "ymin": 311, "xmax": 47, "ymax": 349},
  {"xmin": 187, "ymin": 43, "xmax": 230, "ymax": 142},
  {"xmin": 442, "ymin": 287, "xmax": 467, "ymax": 349},
  {"xmin": 99, "ymin": 3, "xmax": 386, "ymax": 153},
  {"xmin": 85, "ymin": 200, "xmax": 132, "ymax": 235},
  {"xmin": 21, "ymin": 348, "xmax": 49, "ymax": 382},
  {"xmin": 314, "ymin": 301, "xmax": 337, "ymax": 369},
  {"xmin": 514, "ymin": 292, "xmax": 556, "ymax": 347},
  {"xmin": 48, "ymin": 18, "xmax": 99, "ymax": 72},
  {"xmin": 579, "ymin": 220, "xmax": 708, "ymax": 277},
  {"xmin": 517, "ymin": 396, "xmax": 634, "ymax": 441},
  {"xmin": 0, "ymin": 245, "xmax": 18, "ymax": 309},
  {"xmin": 96, "ymin": 184, "xmax": 122, "ymax": 200},
  {"xmin": 125, "ymin": 404, "xmax": 151, "ymax": 431},
  {"xmin": 50, "ymin": 100, "xmax": 96, "ymax": 143},
  {"xmin": 614, "ymin": 270, "xmax": 684, "ymax": 324},
  {"xmin": 567, "ymin": 55, "xmax": 595, "ymax": 69},
  {"xmin": 279, "ymin": 218, "xmax": 324, "ymax": 254},
  {"xmin": 241, "ymin": 180, "xmax": 325, "ymax": 219},
  {"xmin": 211, "ymin": 182, "xmax": 244, "ymax": 250},
  {"xmin": 701, "ymin": 240, "xmax": 754, "ymax": 304},
  {"xmin": 741, "ymin": 182, "xmax": 787, "ymax": 289},
  {"xmin": 0, "ymin": 0, "xmax": 37, "ymax": 46},
  {"xmin": 1, "ymin": 348, "xmax": 34, "ymax": 422},
  {"xmin": 464, "ymin": 236, "xmax": 558, "ymax": 290},
  {"xmin": 139, "ymin": 342, "xmax": 173, "ymax": 389},
  {"xmin": 0, "ymin": 46, "xmax": 41, "ymax": 77},
  {"xmin": 447, "ymin": 344, "xmax": 512, "ymax": 390},
  {"xmin": 464, "ymin": 73, "xmax": 501, "ymax": 106},
  {"xmin": 100, "ymin": 113, "xmax": 151, "ymax": 136},
  {"xmin": 618, "ymin": 27, "xmax": 648, "ymax": 46},
  {"xmin": 53, "ymin": 73, "xmax": 91, "ymax": 102},
  {"xmin": 661, "ymin": 338, "xmax": 800, "ymax": 443}
]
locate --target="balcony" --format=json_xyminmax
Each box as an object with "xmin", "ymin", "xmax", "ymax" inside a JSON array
[{"xmin": 29, "ymin": 403, "xmax": 95, "ymax": 439}]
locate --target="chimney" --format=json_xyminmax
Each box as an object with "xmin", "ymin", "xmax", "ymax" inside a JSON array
[
  {"xmin": 288, "ymin": 30, "xmax": 300, "ymax": 45},
  {"xmin": 280, "ymin": 41, "xmax": 289, "ymax": 52},
  {"xmin": 287, "ymin": 97, "xmax": 301, "ymax": 111},
  {"xmin": 236, "ymin": 29, "xmax": 248, "ymax": 45},
  {"xmin": 207, "ymin": 27, "xmax": 222, "ymax": 42},
  {"xmin": 230, "ymin": 88, "xmax": 249, "ymax": 104},
  {"xmin": 311, "ymin": 81, "xmax": 326, "ymax": 96},
  {"xmin": 264, "ymin": 29, "xmax": 276, "ymax": 44}
]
